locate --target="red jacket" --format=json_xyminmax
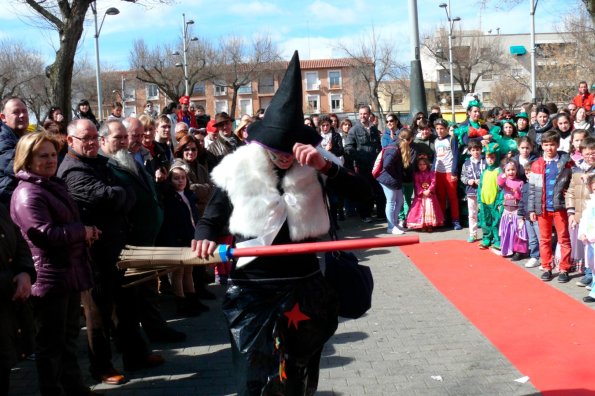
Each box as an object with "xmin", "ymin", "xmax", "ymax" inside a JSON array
[
  {"xmin": 176, "ymin": 110, "xmax": 198, "ymax": 128},
  {"xmin": 572, "ymin": 92, "xmax": 595, "ymax": 112}
]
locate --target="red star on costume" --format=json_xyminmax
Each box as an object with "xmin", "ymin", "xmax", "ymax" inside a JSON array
[{"xmin": 284, "ymin": 303, "xmax": 310, "ymax": 330}]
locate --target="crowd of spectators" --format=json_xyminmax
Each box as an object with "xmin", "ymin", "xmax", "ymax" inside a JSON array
[{"xmin": 0, "ymin": 78, "xmax": 594, "ymax": 394}]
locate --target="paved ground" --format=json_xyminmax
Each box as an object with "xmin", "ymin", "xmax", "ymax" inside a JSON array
[{"xmin": 10, "ymin": 216, "xmax": 591, "ymax": 395}]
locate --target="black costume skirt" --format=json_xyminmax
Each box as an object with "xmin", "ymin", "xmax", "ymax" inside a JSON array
[{"xmin": 222, "ymin": 270, "xmax": 339, "ymax": 396}]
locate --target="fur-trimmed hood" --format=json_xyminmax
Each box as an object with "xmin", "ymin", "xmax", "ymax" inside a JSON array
[{"xmin": 210, "ymin": 143, "xmax": 329, "ymax": 241}]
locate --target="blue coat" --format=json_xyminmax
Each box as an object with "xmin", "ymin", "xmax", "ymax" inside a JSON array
[
  {"xmin": 0, "ymin": 124, "xmax": 20, "ymax": 206},
  {"xmin": 376, "ymin": 144, "xmax": 403, "ymax": 190}
]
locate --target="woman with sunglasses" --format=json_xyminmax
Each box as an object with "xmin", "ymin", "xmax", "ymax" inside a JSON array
[
  {"xmin": 410, "ymin": 111, "xmax": 427, "ymax": 137},
  {"xmin": 381, "ymin": 113, "xmax": 403, "ymax": 148},
  {"xmin": 173, "ymin": 135, "xmax": 213, "ymax": 216}
]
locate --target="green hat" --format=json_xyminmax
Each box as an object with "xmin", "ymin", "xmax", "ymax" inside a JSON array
[
  {"xmin": 483, "ymin": 142, "xmax": 500, "ymax": 156},
  {"xmin": 515, "ymin": 112, "xmax": 529, "ymax": 121}
]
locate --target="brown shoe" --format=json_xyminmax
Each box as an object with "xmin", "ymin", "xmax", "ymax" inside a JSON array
[
  {"xmin": 92, "ymin": 367, "xmax": 126, "ymax": 385},
  {"xmin": 124, "ymin": 353, "xmax": 165, "ymax": 372}
]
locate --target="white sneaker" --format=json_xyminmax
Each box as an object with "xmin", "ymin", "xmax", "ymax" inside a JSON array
[
  {"xmin": 398, "ymin": 220, "xmax": 405, "ymax": 228},
  {"xmin": 525, "ymin": 258, "xmax": 540, "ymax": 268},
  {"xmin": 391, "ymin": 227, "xmax": 405, "ymax": 235}
]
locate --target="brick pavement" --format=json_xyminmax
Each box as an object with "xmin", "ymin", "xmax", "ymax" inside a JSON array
[{"xmin": 12, "ymin": 216, "xmax": 590, "ymax": 395}]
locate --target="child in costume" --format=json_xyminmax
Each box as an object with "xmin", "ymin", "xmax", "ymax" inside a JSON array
[
  {"xmin": 460, "ymin": 140, "xmax": 485, "ymax": 242},
  {"xmin": 578, "ymin": 174, "xmax": 595, "ymax": 304},
  {"xmin": 454, "ymin": 97, "xmax": 496, "ymax": 159},
  {"xmin": 515, "ymin": 112, "xmax": 530, "ymax": 137},
  {"xmin": 478, "ymin": 143, "xmax": 503, "ymax": 249},
  {"xmin": 498, "ymin": 159, "xmax": 528, "ymax": 259},
  {"xmin": 493, "ymin": 119, "xmax": 518, "ymax": 159},
  {"xmin": 407, "ymin": 157, "xmax": 444, "ymax": 232}
]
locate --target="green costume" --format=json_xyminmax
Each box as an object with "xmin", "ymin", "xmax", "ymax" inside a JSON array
[
  {"xmin": 477, "ymin": 143, "xmax": 503, "ymax": 248},
  {"xmin": 492, "ymin": 120, "xmax": 518, "ymax": 158}
]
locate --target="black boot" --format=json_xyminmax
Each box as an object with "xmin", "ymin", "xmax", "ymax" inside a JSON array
[{"xmin": 175, "ymin": 297, "xmax": 201, "ymax": 317}]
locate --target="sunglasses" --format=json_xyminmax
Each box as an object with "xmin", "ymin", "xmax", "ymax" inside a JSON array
[
  {"xmin": 386, "ymin": 119, "xmax": 395, "ymax": 123},
  {"xmin": 184, "ymin": 147, "xmax": 197, "ymax": 152}
]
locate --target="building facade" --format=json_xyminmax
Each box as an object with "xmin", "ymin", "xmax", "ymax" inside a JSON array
[
  {"xmin": 101, "ymin": 58, "xmax": 373, "ymax": 122},
  {"xmin": 421, "ymin": 30, "xmax": 582, "ymax": 119}
]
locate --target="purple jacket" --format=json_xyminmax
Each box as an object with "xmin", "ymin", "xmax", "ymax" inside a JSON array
[{"xmin": 10, "ymin": 171, "xmax": 94, "ymax": 297}]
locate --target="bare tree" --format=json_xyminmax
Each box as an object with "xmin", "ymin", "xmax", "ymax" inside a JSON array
[
  {"xmin": 129, "ymin": 37, "xmax": 215, "ymax": 103},
  {"xmin": 19, "ymin": 0, "xmax": 171, "ymax": 123},
  {"xmin": 477, "ymin": 0, "xmax": 595, "ymax": 24},
  {"xmin": 378, "ymin": 80, "xmax": 410, "ymax": 113},
  {"xmin": 210, "ymin": 35, "xmax": 281, "ymax": 119},
  {"xmin": 490, "ymin": 76, "xmax": 527, "ymax": 110},
  {"xmin": 335, "ymin": 28, "xmax": 407, "ymax": 126},
  {"xmin": 71, "ymin": 56, "xmax": 122, "ymax": 118},
  {"xmin": 423, "ymin": 27, "xmax": 506, "ymax": 95},
  {"xmin": 559, "ymin": 7, "xmax": 595, "ymax": 81},
  {"xmin": 0, "ymin": 40, "xmax": 46, "ymax": 102}
]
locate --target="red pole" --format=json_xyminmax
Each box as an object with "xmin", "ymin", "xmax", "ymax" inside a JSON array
[{"xmin": 230, "ymin": 235, "xmax": 419, "ymax": 258}]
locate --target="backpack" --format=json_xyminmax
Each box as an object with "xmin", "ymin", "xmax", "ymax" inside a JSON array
[{"xmin": 372, "ymin": 146, "xmax": 395, "ymax": 179}]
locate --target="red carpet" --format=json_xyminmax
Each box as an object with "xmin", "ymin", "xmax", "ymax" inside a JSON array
[{"xmin": 400, "ymin": 240, "xmax": 595, "ymax": 395}]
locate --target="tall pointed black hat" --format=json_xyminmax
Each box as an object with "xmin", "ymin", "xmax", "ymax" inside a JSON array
[{"xmin": 246, "ymin": 50, "xmax": 321, "ymax": 154}]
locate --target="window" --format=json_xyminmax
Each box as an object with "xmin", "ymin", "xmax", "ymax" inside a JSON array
[
  {"xmin": 145, "ymin": 84, "xmax": 159, "ymax": 100},
  {"xmin": 238, "ymin": 82, "xmax": 252, "ymax": 95},
  {"xmin": 393, "ymin": 93, "xmax": 404, "ymax": 105},
  {"xmin": 482, "ymin": 72, "xmax": 492, "ymax": 81},
  {"xmin": 438, "ymin": 69, "xmax": 452, "ymax": 84},
  {"xmin": 193, "ymin": 82, "xmax": 206, "ymax": 96},
  {"xmin": 482, "ymin": 92, "xmax": 492, "ymax": 102},
  {"xmin": 330, "ymin": 94, "xmax": 342, "ymax": 112},
  {"xmin": 328, "ymin": 70, "xmax": 342, "ymax": 89},
  {"xmin": 123, "ymin": 85, "xmax": 135, "ymax": 102},
  {"xmin": 215, "ymin": 100, "xmax": 228, "ymax": 113},
  {"xmin": 306, "ymin": 94, "xmax": 319, "ymax": 113},
  {"xmin": 258, "ymin": 75, "xmax": 274, "ymax": 94},
  {"xmin": 259, "ymin": 97, "xmax": 272, "ymax": 110},
  {"xmin": 239, "ymin": 99, "xmax": 252, "ymax": 116},
  {"xmin": 123, "ymin": 105, "xmax": 136, "ymax": 117},
  {"xmin": 511, "ymin": 68, "xmax": 522, "ymax": 77},
  {"xmin": 214, "ymin": 81, "xmax": 227, "ymax": 96},
  {"xmin": 305, "ymin": 72, "xmax": 319, "ymax": 90}
]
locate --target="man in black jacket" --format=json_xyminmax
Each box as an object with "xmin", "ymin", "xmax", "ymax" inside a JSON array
[
  {"xmin": 58, "ymin": 119, "xmax": 164, "ymax": 382},
  {"xmin": 344, "ymin": 104, "xmax": 384, "ymax": 222}
]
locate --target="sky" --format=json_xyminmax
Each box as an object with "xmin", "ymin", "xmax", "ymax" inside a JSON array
[{"xmin": 1, "ymin": 0, "xmax": 572, "ymax": 71}]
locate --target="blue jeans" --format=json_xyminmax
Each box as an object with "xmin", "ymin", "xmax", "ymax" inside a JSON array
[
  {"xmin": 525, "ymin": 219, "xmax": 540, "ymax": 259},
  {"xmin": 380, "ymin": 184, "xmax": 404, "ymax": 230}
]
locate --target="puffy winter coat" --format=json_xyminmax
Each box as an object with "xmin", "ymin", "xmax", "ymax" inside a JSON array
[{"xmin": 10, "ymin": 171, "xmax": 94, "ymax": 297}]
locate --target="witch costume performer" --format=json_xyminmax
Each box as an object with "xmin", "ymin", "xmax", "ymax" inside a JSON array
[{"xmin": 192, "ymin": 51, "xmax": 370, "ymax": 395}]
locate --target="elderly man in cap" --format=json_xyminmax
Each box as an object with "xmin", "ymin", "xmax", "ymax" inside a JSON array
[{"xmin": 193, "ymin": 51, "xmax": 370, "ymax": 396}]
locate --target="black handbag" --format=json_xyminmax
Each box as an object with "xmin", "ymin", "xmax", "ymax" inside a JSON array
[
  {"xmin": 324, "ymin": 250, "xmax": 373, "ymax": 319},
  {"xmin": 319, "ymin": 178, "xmax": 374, "ymax": 319}
]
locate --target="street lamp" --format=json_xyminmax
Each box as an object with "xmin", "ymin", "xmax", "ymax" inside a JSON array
[
  {"xmin": 439, "ymin": 1, "xmax": 460, "ymax": 124},
  {"xmin": 91, "ymin": 2, "xmax": 120, "ymax": 122},
  {"xmin": 174, "ymin": 14, "xmax": 199, "ymax": 97}
]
